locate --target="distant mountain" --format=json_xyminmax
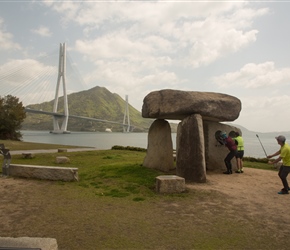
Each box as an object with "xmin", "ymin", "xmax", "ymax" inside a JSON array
[
  {"xmin": 227, "ymin": 123, "xmax": 290, "ymax": 135},
  {"xmin": 22, "ymin": 86, "xmax": 154, "ymax": 132}
]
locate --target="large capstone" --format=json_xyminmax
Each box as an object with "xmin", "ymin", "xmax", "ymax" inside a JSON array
[{"xmin": 142, "ymin": 89, "xmax": 241, "ymax": 121}]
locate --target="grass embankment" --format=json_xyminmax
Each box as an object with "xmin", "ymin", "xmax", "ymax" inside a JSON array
[{"xmin": 0, "ymin": 140, "xmax": 282, "ymax": 249}]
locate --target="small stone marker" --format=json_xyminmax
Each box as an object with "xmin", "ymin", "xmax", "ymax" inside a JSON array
[
  {"xmin": 156, "ymin": 175, "xmax": 185, "ymax": 194},
  {"xmin": 58, "ymin": 148, "xmax": 67, "ymax": 153},
  {"xmin": 56, "ymin": 156, "xmax": 70, "ymax": 164},
  {"xmin": 22, "ymin": 153, "xmax": 34, "ymax": 159}
]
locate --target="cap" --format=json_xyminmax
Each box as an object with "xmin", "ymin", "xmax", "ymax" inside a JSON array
[
  {"xmin": 275, "ymin": 135, "xmax": 286, "ymax": 142},
  {"xmin": 220, "ymin": 131, "xmax": 227, "ymax": 139}
]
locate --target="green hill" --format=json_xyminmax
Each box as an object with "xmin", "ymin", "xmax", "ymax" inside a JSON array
[{"xmin": 21, "ymin": 86, "xmax": 154, "ymax": 132}]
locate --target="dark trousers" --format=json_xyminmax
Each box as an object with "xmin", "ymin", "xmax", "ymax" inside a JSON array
[
  {"xmin": 278, "ymin": 165, "xmax": 290, "ymax": 191},
  {"xmin": 224, "ymin": 150, "xmax": 237, "ymax": 171}
]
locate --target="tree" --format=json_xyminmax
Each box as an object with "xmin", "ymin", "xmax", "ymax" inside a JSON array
[{"xmin": 0, "ymin": 95, "xmax": 26, "ymax": 140}]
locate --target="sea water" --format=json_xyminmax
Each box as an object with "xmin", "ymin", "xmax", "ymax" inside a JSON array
[{"xmin": 20, "ymin": 130, "xmax": 290, "ymax": 158}]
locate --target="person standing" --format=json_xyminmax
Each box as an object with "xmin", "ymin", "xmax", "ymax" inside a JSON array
[
  {"xmin": 0, "ymin": 145, "xmax": 11, "ymax": 177},
  {"xmin": 267, "ymin": 135, "xmax": 290, "ymax": 195},
  {"xmin": 235, "ymin": 131, "xmax": 244, "ymax": 173},
  {"xmin": 219, "ymin": 131, "xmax": 237, "ymax": 175}
]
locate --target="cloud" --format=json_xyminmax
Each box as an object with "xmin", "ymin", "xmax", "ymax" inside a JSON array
[
  {"xmin": 212, "ymin": 61, "xmax": 290, "ymax": 89},
  {"xmin": 236, "ymin": 95, "xmax": 290, "ymax": 132},
  {"xmin": 0, "ymin": 18, "xmax": 21, "ymax": 51},
  {"xmin": 44, "ymin": 1, "xmax": 268, "ymax": 70},
  {"xmin": 31, "ymin": 25, "xmax": 52, "ymax": 37}
]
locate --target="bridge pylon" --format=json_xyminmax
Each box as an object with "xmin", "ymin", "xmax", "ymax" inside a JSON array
[
  {"xmin": 51, "ymin": 43, "xmax": 70, "ymax": 134},
  {"xmin": 123, "ymin": 95, "xmax": 131, "ymax": 132}
]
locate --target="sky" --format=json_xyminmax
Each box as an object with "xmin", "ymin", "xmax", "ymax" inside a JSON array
[{"xmin": 0, "ymin": 0, "xmax": 290, "ymax": 133}]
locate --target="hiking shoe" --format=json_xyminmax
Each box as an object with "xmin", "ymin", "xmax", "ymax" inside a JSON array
[
  {"xmin": 223, "ymin": 171, "xmax": 232, "ymax": 175},
  {"xmin": 278, "ymin": 189, "xmax": 289, "ymax": 195},
  {"xmin": 235, "ymin": 170, "xmax": 241, "ymax": 173},
  {"xmin": 240, "ymin": 169, "xmax": 244, "ymax": 173}
]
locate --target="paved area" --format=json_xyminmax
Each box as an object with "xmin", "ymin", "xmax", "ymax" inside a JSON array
[{"xmin": 10, "ymin": 147, "xmax": 98, "ymax": 155}]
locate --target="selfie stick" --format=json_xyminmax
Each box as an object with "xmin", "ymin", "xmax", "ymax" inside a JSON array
[{"xmin": 256, "ymin": 134, "xmax": 268, "ymax": 158}]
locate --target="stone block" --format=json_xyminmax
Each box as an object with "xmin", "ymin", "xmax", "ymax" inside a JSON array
[
  {"xmin": 56, "ymin": 156, "xmax": 70, "ymax": 164},
  {"xmin": 0, "ymin": 237, "xmax": 58, "ymax": 250},
  {"xmin": 156, "ymin": 175, "xmax": 185, "ymax": 193},
  {"xmin": 9, "ymin": 164, "xmax": 78, "ymax": 181},
  {"xmin": 22, "ymin": 152, "xmax": 34, "ymax": 159},
  {"xmin": 58, "ymin": 148, "xmax": 67, "ymax": 153}
]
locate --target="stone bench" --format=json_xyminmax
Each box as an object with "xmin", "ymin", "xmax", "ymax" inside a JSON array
[
  {"xmin": 156, "ymin": 175, "xmax": 185, "ymax": 194},
  {"xmin": 0, "ymin": 237, "xmax": 58, "ymax": 250},
  {"xmin": 9, "ymin": 164, "xmax": 78, "ymax": 182}
]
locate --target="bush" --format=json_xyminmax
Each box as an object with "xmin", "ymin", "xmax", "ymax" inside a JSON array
[
  {"xmin": 244, "ymin": 157, "xmax": 268, "ymax": 163},
  {"xmin": 111, "ymin": 145, "xmax": 147, "ymax": 152}
]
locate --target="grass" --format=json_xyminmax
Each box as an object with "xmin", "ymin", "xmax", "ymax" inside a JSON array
[{"xmin": 1, "ymin": 140, "xmax": 285, "ymax": 249}]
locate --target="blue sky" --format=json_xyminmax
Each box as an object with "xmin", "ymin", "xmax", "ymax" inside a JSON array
[{"xmin": 0, "ymin": 0, "xmax": 290, "ymax": 133}]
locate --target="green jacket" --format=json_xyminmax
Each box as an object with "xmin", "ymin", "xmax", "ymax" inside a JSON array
[{"xmin": 235, "ymin": 136, "xmax": 244, "ymax": 151}]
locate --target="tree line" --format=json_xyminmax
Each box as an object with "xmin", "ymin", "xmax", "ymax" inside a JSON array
[{"xmin": 0, "ymin": 95, "xmax": 26, "ymax": 140}]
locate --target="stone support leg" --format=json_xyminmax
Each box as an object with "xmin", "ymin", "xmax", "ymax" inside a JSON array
[
  {"xmin": 143, "ymin": 119, "xmax": 174, "ymax": 172},
  {"xmin": 176, "ymin": 114, "xmax": 206, "ymax": 182}
]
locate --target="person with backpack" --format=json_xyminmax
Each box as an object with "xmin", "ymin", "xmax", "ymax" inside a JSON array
[
  {"xmin": 219, "ymin": 131, "xmax": 237, "ymax": 174},
  {"xmin": 235, "ymin": 131, "xmax": 244, "ymax": 173}
]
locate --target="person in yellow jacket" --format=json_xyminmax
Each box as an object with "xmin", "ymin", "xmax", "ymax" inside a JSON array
[
  {"xmin": 268, "ymin": 135, "xmax": 290, "ymax": 195},
  {"xmin": 235, "ymin": 132, "xmax": 244, "ymax": 173}
]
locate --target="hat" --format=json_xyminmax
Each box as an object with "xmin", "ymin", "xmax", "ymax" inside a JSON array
[
  {"xmin": 220, "ymin": 131, "xmax": 227, "ymax": 139},
  {"xmin": 275, "ymin": 135, "xmax": 286, "ymax": 142}
]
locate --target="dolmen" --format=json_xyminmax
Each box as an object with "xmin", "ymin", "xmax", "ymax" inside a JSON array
[{"xmin": 142, "ymin": 89, "xmax": 242, "ymax": 183}]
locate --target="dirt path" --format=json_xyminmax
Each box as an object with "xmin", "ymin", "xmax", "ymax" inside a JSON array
[{"xmin": 188, "ymin": 168, "xmax": 290, "ymax": 234}]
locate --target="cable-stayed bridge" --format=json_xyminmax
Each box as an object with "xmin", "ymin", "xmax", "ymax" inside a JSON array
[{"xmin": 1, "ymin": 43, "xmax": 131, "ymax": 133}]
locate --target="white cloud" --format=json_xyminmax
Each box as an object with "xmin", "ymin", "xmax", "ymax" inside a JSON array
[
  {"xmin": 212, "ymin": 61, "xmax": 290, "ymax": 89},
  {"xmin": 45, "ymin": 1, "xmax": 268, "ymax": 70},
  {"xmin": 0, "ymin": 18, "xmax": 21, "ymax": 51},
  {"xmin": 236, "ymin": 95, "xmax": 290, "ymax": 132},
  {"xmin": 31, "ymin": 25, "xmax": 52, "ymax": 37}
]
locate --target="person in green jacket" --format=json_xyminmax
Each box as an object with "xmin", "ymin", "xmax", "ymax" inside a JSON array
[{"xmin": 235, "ymin": 132, "xmax": 244, "ymax": 173}]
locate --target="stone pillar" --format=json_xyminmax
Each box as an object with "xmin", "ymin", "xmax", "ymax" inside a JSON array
[
  {"xmin": 176, "ymin": 114, "xmax": 206, "ymax": 183},
  {"xmin": 143, "ymin": 119, "xmax": 174, "ymax": 172},
  {"xmin": 203, "ymin": 121, "xmax": 241, "ymax": 171}
]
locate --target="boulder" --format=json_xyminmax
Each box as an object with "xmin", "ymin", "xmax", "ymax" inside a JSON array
[{"xmin": 142, "ymin": 89, "xmax": 241, "ymax": 121}]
